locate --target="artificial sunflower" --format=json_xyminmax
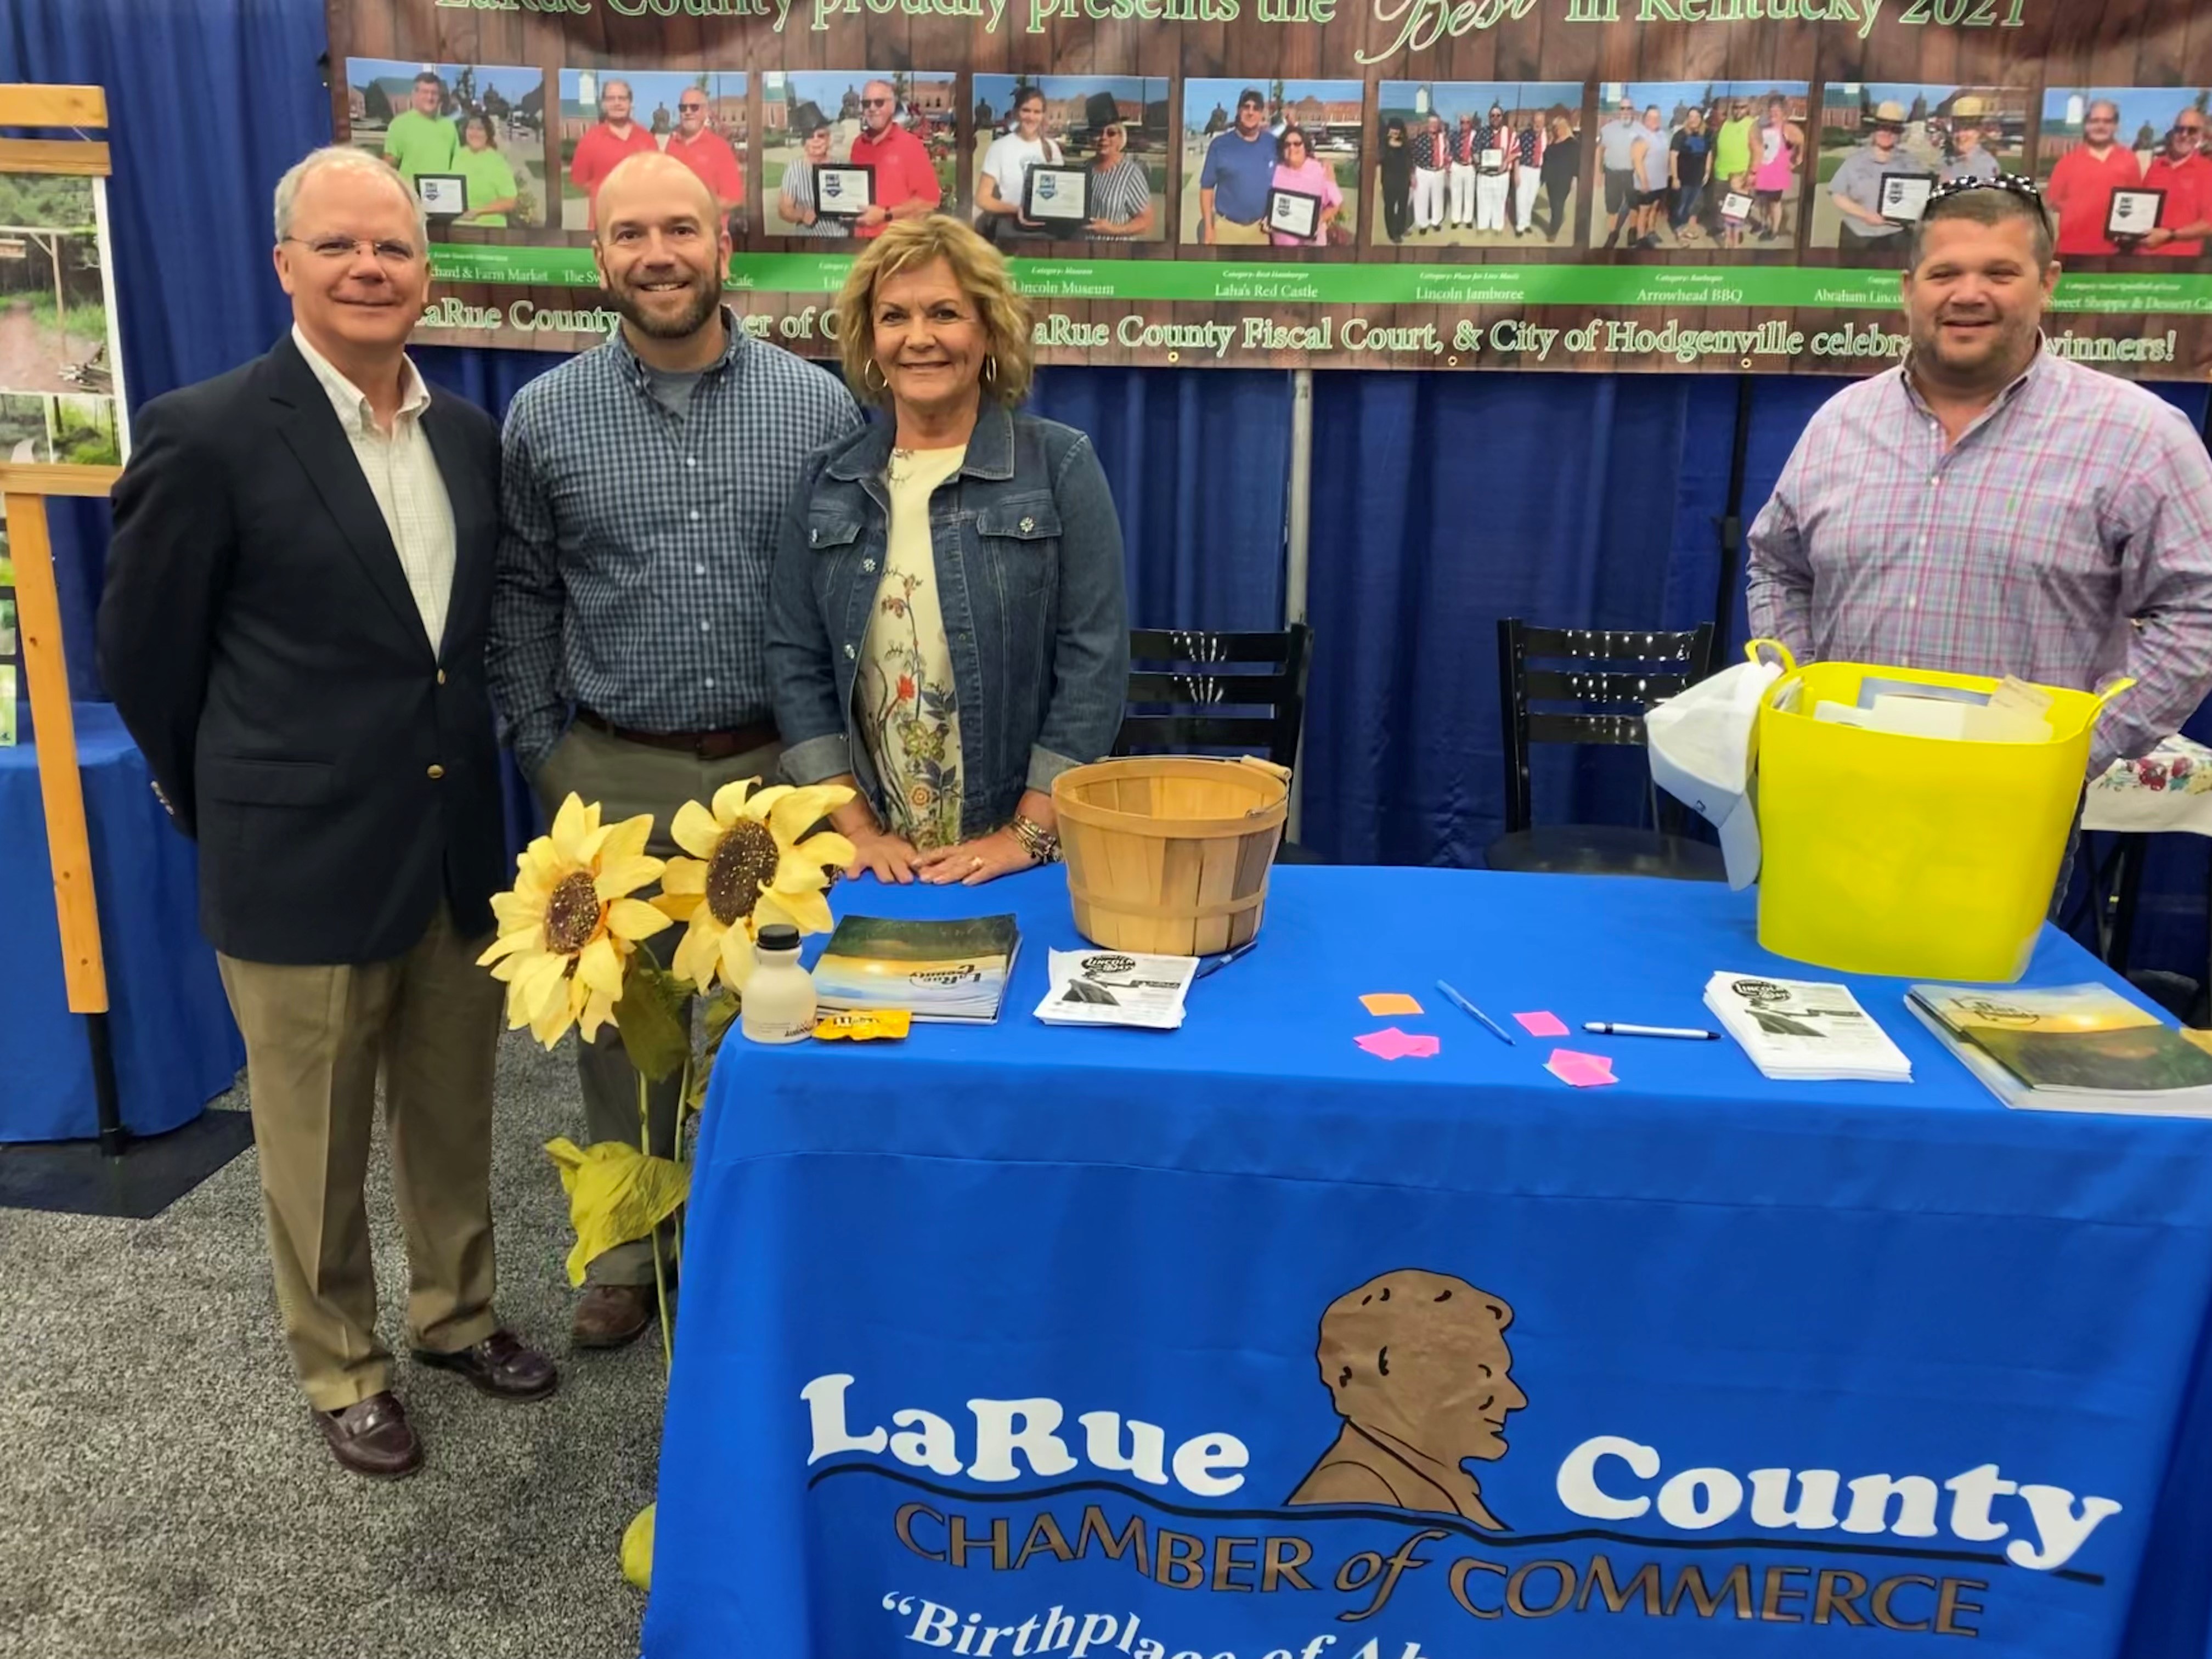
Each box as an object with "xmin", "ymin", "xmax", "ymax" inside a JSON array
[
  {"xmin": 478, "ymin": 793, "xmax": 672, "ymax": 1047},
  {"xmin": 658, "ymin": 778, "xmax": 855, "ymax": 995}
]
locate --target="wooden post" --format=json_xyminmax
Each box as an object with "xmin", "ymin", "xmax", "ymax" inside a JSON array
[{"xmin": 4, "ymin": 492, "xmax": 107, "ymax": 1018}]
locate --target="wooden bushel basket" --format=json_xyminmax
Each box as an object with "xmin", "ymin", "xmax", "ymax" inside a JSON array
[{"xmin": 1052, "ymin": 756, "xmax": 1290, "ymax": 955}]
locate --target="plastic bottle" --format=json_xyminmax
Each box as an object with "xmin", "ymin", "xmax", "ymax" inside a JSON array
[{"xmin": 740, "ymin": 923, "xmax": 816, "ymax": 1045}]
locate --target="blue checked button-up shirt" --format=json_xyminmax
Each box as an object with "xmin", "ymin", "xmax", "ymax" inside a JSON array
[
  {"xmin": 490, "ymin": 315, "xmax": 863, "ymax": 770},
  {"xmin": 1747, "ymin": 349, "xmax": 2212, "ymax": 772}
]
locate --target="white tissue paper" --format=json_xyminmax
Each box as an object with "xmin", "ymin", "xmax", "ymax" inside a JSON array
[{"xmin": 1644, "ymin": 657, "xmax": 1782, "ymax": 890}]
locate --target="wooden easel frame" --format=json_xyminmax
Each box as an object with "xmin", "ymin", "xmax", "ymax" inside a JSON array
[{"xmin": 2, "ymin": 84, "xmax": 128, "ymax": 1154}]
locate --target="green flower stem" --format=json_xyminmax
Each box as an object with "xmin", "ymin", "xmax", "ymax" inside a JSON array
[{"xmin": 640, "ymin": 1074, "xmax": 674, "ymax": 1375}]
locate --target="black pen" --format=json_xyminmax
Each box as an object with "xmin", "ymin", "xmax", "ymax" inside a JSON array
[{"xmin": 1194, "ymin": 939, "xmax": 1259, "ymax": 980}]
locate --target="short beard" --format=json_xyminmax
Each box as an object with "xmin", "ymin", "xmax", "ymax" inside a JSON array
[{"xmin": 610, "ymin": 274, "xmax": 720, "ymax": 341}]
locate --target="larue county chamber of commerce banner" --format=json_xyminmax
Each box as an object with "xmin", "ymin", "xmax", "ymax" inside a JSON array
[{"xmin": 328, "ymin": 0, "xmax": 2212, "ymax": 375}]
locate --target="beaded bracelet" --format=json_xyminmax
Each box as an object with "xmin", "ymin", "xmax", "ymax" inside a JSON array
[{"xmin": 1007, "ymin": 814, "xmax": 1062, "ymax": 865}]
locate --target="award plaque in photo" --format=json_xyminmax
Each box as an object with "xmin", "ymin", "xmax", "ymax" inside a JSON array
[
  {"xmin": 1480, "ymin": 146, "xmax": 1504, "ymax": 171},
  {"xmin": 1267, "ymin": 187, "xmax": 1322, "ymax": 241},
  {"xmin": 2107, "ymin": 187, "xmax": 2165, "ymax": 240},
  {"xmin": 1023, "ymin": 165, "xmax": 1091, "ymax": 225},
  {"xmin": 1878, "ymin": 172, "xmax": 1937, "ymax": 224},
  {"xmin": 1721, "ymin": 190, "xmax": 1755, "ymax": 223},
  {"xmin": 414, "ymin": 173, "xmax": 467, "ymax": 216},
  {"xmin": 814, "ymin": 164, "xmax": 876, "ymax": 218}
]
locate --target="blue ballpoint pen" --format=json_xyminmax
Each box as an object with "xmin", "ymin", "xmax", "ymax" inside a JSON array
[{"xmin": 1435, "ymin": 979, "xmax": 1515, "ymax": 1045}]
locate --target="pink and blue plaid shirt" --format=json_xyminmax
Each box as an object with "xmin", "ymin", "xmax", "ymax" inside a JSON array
[{"xmin": 1747, "ymin": 350, "xmax": 2212, "ymax": 771}]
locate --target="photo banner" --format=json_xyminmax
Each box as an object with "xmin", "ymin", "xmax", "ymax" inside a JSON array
[{"xmin": 327, "ymin": 1, "xmax": 2212, "ymax": 376}]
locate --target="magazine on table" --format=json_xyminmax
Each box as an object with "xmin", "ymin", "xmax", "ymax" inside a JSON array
[
  {"xmin": 1908, "ymin": 983, "xmax": 2212, "ymax": 1116},
  {"xmin": 812, "ymin": 913, "xmax": 1021, "ymax": 1024}
]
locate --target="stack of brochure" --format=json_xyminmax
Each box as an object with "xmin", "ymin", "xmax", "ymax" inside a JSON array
[
  {"xmin": 1705, "ymin": 970, "xmax": 1912, "ymax": 1082},
  {"xmin": 1906, "ymin": 983, "xmax": 2212, "ymax": 1118},
  {"xmin": 1034, "ymin": 949, "xmax": 1197, "ymax": 1031}
]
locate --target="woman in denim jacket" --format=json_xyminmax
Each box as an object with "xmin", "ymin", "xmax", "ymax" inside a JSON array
[{"xmin": 768, "ymin": 216, "xmax": 1128, "ymax": 886}]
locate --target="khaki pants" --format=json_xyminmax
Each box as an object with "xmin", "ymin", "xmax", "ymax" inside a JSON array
[
  {"xmin": 218, "ymin": 905, "xmax": 501, "ymax": 1412},
  {"xmin": 1210, "ymin": 216, "xmax": 1270, "ymax": 245},
  {"xmin": 533, "ymin": 719, "xmax": 783, "ymax": 1285}
]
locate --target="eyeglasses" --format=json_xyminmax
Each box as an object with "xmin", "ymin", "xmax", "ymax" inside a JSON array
[
  {"xmin": 2177, "ymin": 124, "xmax": 2207, "ymax": 138},
  {"xmin": 679, "ymin": 101, "xmax": 706, "ymax": 112},
  {"xmin": 863, "ymin": 97, "xmax": 893, "ymax": 108},
  {"xmin": 283, "ymin": 235, "xmax": 420, "ymax": 267}
]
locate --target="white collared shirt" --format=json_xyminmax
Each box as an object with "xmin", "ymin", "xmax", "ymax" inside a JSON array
[{"xmin": 290, "ymin": 324, "xmax": 458, "ymax": 652}]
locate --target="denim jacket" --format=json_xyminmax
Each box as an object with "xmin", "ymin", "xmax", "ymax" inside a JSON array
[{"xmin": 768, "ymin": 403, "xmax": 1129, "ymax": 838}]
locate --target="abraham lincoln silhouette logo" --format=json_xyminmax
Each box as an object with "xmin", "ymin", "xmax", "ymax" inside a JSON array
[{"xmin": 1285, "ymin": 1269, "xmax": 1526, "ymax": 1529}]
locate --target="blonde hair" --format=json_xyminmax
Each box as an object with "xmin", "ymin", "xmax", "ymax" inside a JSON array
[{"xmin": 834, "ymin": 216, "xmax": 1034, "ymax": 408}]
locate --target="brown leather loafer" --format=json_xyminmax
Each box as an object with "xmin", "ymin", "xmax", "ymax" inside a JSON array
[
  {"xmin": 572, "ymin": 1283, "xmax": 657, "ymax": 1350},
  {"xmin": 411, "ymin": 1330, "xmax": 559, "ymax": 1402},
  {"xmin": 317, "ymin": 1391, "xmax": 421, "ymax": 1478}
]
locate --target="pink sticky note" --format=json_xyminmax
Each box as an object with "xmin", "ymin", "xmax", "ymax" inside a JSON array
[
  {"xmin": 1356, "ymin": 1027, "xmax": 1441, "ymax": 1062},
  {"xmin": 1514, "ymin": 1011, "xmax": 1570, "ymax": 1037},
  {"xmin": 1545, "ymin": 1048, "xmax": 1617, "ymax": 1088}
]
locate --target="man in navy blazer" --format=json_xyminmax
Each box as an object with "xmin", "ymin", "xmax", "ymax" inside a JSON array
[{"xmin": 98, "ymin": 146, "xmax": 555, "ymax": 1479}]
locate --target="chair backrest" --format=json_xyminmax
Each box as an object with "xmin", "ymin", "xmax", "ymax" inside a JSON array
[
  {"xmin": 1496, "ymin": 619, "xmax": 1717, "ymax": 836},
  {"xmin": 1114, "ymin": 624, "xmax": 1312, "ymax": 770}
]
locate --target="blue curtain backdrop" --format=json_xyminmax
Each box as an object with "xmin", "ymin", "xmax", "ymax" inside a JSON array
[{"xmin": 6, "ymin": 0, "xmax": 2211, "ymax": 974}]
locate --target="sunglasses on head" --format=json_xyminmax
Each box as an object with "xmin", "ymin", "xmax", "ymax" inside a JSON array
[
  {"xmin": 1926, "ymin": 171, "xmax": 2054, "ymax": 232},
  {"xmin": 1929, "ymin": 172, "xmax": 2042, "ymax": 205}
]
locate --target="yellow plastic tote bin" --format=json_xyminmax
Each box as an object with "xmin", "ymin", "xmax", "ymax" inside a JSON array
[{"xmin": 1753, "ymin": 647, "xmax": 2126, "ymax": 984}]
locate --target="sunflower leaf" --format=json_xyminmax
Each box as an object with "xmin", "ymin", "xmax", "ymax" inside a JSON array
[
  {"xmin": 615, "ymin": 958, "xmax": 692, "ymax": 1083},
  {"xmin": 702, "ymin": 989, "xmax": 742, "ymax": 1047}
]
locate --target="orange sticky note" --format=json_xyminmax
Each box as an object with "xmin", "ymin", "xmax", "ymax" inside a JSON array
[{"xmin": 1361, "ymin": 992, "xmax": 1424, "ymax": 1017}]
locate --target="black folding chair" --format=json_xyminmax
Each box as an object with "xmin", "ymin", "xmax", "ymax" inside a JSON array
[
  {"xmin": 1486, "ymin": 618, "xmax": 1726, "ymax": 881},
  {"xmin": 1114, "ymin": 624, "xmax": 1321, "ymax": 863}
]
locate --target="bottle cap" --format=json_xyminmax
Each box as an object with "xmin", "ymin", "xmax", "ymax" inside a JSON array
[{"xmin": 757, "ymin": 923, "xmax": 802, "ymax": 952}]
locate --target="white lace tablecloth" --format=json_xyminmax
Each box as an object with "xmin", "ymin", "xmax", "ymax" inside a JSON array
[{"xmin": 2084, "ymin": 735, "xmax": 2212, "ymax": 837}]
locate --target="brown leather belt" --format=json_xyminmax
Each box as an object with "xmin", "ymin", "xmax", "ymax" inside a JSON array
[{"xmin": 574, "ymin": 706, "xmax": 780, "ymax": 762}]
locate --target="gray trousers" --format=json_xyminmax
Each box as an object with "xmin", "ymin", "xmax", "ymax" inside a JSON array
[{"xmin": 533, "ymin": 720, "xmax": 783, "ymax": 1285}]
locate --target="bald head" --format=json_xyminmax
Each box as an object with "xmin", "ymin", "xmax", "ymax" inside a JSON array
[{"xmin": 595, "ymin": 151, "xmax": 719, "ymax": 241}]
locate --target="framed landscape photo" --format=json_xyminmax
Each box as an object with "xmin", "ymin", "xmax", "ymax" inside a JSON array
[
  {"xmin": 2107, "ymin": 187, "xmax": 2165, "ymax": 240},
  {"xmin": 814, "ymin": 163, "xmax": 875, "ymax": 218},
  {"xmin": 1267, "ymin": 187, "xmax": 1321, "ymax": 241},
  {"xmin": 1878, "ymin": 172, "xmax": 1936, "ymax": 223},
  {"xmin": 1023, "ymin": 165, "xmax": 1090, "ymax": 225}
]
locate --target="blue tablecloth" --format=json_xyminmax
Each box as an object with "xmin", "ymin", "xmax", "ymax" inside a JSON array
[
  {"xmin": 0, "ymin": 704, "xmax": 242, "ymax": 1142},
  {"xmin": 650, "ymin": 866, "xmax": 2212, "ymax": 1659}
]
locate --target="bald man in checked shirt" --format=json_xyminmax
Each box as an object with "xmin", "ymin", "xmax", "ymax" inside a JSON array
[{"xmin": 1748, "ymin": 180, "xmax": 2212, "ymax": 777}]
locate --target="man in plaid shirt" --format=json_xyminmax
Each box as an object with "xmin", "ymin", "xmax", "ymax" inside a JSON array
[
  {"xmin": 1748, "ymin": 179, "xmax": 2212, "ymax": 778},
  {"xmin": 490, "ymin": 153, "xmax": 860, "ymax": 1349}
]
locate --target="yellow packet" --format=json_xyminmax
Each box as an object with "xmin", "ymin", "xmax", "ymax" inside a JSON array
[{"xmin": 814, "ymin": 1009, "xmax": 912, "ymax": 1041}]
